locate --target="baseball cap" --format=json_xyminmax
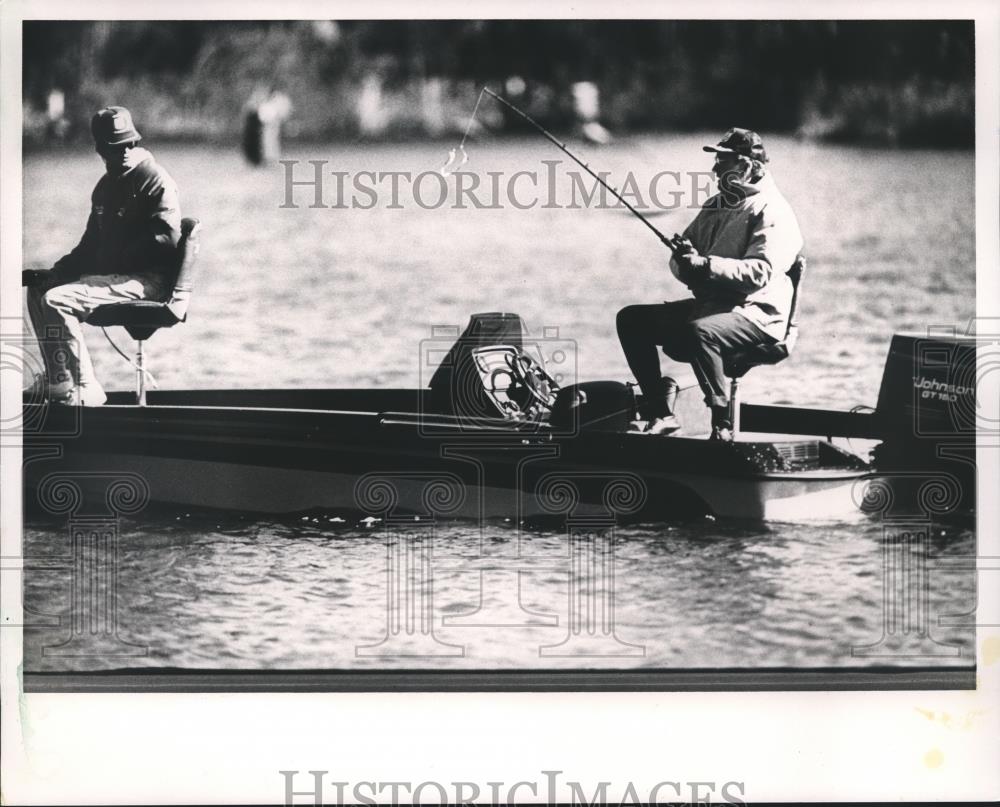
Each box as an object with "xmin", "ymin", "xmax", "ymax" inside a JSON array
[
  {"xmin": 703, "ymin": 128, "xmax": 767, "ymax": 162},
  {"xmin": 91, "ymin": 106, "xmax": 142, "ymax": 146}
]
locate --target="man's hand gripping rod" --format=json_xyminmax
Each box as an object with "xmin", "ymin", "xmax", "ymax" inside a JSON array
[{"xmin": 483, "ymin": 87, "xmax": 682, "ymax": 254}]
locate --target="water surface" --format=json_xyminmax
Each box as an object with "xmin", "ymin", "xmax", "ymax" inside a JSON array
[{"xmin": 21, "ymin": 137, "xmax": 977, "ymax": 673}]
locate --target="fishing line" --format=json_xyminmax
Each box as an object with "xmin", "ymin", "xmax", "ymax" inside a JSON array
[
  {"xmin": 483, "ymin": 87, "xmax": 678, "ymax": 250},
  {"xmin": 439, "ymin": 86, "xmax": 485, "ymax": 176},
  {"xmin": 102, "ymin": 326, "xmax": 159, "ymax": 390},
  {"xmin": 443, "ymin": 86, "xmax": 680, "ymax": 251}
]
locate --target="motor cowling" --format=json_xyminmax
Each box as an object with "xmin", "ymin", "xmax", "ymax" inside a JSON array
[
  {"xmin": 871, "ymin": 332, "xmax": 978, "ymax": 517},
  {"xmin": 874, "ymin": 333, "xmax": 977, "ymax": 439}
]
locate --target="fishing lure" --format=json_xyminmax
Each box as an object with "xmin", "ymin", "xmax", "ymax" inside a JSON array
[
  {"xmin": 439, "ymin": 144, "xmax": 469, "ymax": 177},
  {"xmin": 439, "ymin": 88, "xmax": 485, "ymax": 177}
]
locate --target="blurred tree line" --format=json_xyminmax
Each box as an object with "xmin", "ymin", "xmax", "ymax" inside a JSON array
[{"xmin": 23, "ymin": 20, "xmax": 974, "ymax": 147}]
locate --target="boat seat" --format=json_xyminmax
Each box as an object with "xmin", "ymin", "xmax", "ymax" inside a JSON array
[
  {"xmin": 85, "ymin": 217, "xmax": 202, "ymax": 404},
  {"xmin": 721, "ymin": 255, "xmax": 806, "ymax": 435}
]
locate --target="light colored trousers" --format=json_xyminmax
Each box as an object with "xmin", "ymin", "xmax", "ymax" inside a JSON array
[{"xmin": 26, "ymin": 274, "xmax": 165, "ymax": 395}]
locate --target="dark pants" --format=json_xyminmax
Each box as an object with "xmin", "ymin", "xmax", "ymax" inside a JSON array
[{"xmin": 616, "ymin": 299, "xmax": 774, "ymax": 410}]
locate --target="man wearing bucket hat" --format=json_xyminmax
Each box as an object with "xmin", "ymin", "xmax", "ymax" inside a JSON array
[
  {"xmin": 24, "ymin": 106, "xmax": 181, "ymax": 406},
  {"xmin": 617, "ymin": 127, "xmax": 803, "ymax": 440}
]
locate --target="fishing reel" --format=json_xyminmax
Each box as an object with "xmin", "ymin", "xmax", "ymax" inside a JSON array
[{"xmin": 471, "ymin": 346, "xmax": 560, "ymax": 422}]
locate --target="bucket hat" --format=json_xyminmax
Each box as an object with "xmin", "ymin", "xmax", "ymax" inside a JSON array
[{"xmin": 91, "ymin": 106, "xmax": 142, "ymax": 146}]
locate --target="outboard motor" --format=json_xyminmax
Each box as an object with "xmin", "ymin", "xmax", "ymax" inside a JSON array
[{"xmin": 870, "ymin": 332, "xmax": 978, "ymax": 516}]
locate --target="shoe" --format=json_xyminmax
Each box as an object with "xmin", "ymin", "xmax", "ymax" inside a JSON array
[
  {"xmin": 22, "ymin": 373, "xmax": 48, "ymax": 402},
  {"xmin": 710, "ymin": 426, "xmax": 733, "ymax": 442},
  {"xmin": 21, "ymin": 374, "xmax": 101, "ymax": 405},
  {"xmin": 51, "ymin": 385, "xmax": 107, "ymax": 407},
  {"xmin": 710, "ymin": 405, "xmax": 733, "ymax": 432},
  {"xmin": 79, "ymin": 385, "xmax": 107, "ymax": 406},
  {"xmin": 646, "ymin": 414, "xmax": 681, "ymax": 435},
  {"xmin": 76, "ymin": 384, "xmax": 107, "ymax": 407}
]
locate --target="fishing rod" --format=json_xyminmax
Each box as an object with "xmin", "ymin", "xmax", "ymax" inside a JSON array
[{"xmin": 484, "ymin": 87, "xmax": 681, "ymax": 254}]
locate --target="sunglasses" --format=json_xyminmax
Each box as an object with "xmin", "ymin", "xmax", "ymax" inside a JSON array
[{"xmin": 97, "ymin": 141, "xmax": 137, "ymax": 156}]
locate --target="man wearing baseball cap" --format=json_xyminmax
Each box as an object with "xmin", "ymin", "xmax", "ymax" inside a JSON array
[
  {"xmin": 24, "ymin": 106, "xmax": 181, "ymax": 406},
  {"xmin": 617, "ymin": 127, "xmax": 803, "ymax": 440}
]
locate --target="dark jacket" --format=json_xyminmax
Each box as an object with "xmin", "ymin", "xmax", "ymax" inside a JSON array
[{"xmin": 53, "ymin": 148, "xmax": 181, "ymax": 284}]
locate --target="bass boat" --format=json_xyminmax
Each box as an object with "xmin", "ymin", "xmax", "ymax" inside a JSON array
[{"xmin": 21, "ymin": 313, "xmax": 976, "ymax": 522}]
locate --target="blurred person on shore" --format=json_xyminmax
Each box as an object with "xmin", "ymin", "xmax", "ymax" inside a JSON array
[
  {"xmin": 242, "ymin": 87, "xmax": 292, "ymax": 165},
  {"xmin": 572, "ymin": 80, "xmax": 612, "ymax": 145},
  {"xmin": 23, "ymin": 106, "xmax": 181, "ymax": 406},
  {"xmin": 616, "ymin": 128, "xmax": 803, "ymax": 441}
]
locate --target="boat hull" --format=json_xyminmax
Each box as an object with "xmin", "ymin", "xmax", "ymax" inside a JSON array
[
  {"xmin": 24, "ymin": 450, "xmax": 868, "ymax": 522},
  {"xmin": 21, "ymin": 389, "xmax": 871, "ymax": 522}
]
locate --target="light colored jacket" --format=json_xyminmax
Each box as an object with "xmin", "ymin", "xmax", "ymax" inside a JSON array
[{"xmin": 670, "ymin": 172, "xmax": 803, "ymax": 340}]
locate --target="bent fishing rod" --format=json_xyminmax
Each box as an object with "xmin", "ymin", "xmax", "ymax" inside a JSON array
[{"xmin": 484, "ymin": 87, "xmax": 682, "ymax": 254}]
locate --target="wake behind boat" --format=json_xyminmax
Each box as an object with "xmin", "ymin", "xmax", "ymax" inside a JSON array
[{"xmin": 21, "ymin": 313, "xmax": 975, "ymax": 522}]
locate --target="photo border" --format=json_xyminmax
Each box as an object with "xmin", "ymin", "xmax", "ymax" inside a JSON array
[{"xmin": 3, "ymin": 0, "xmax": 998, "ymax": 803}]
